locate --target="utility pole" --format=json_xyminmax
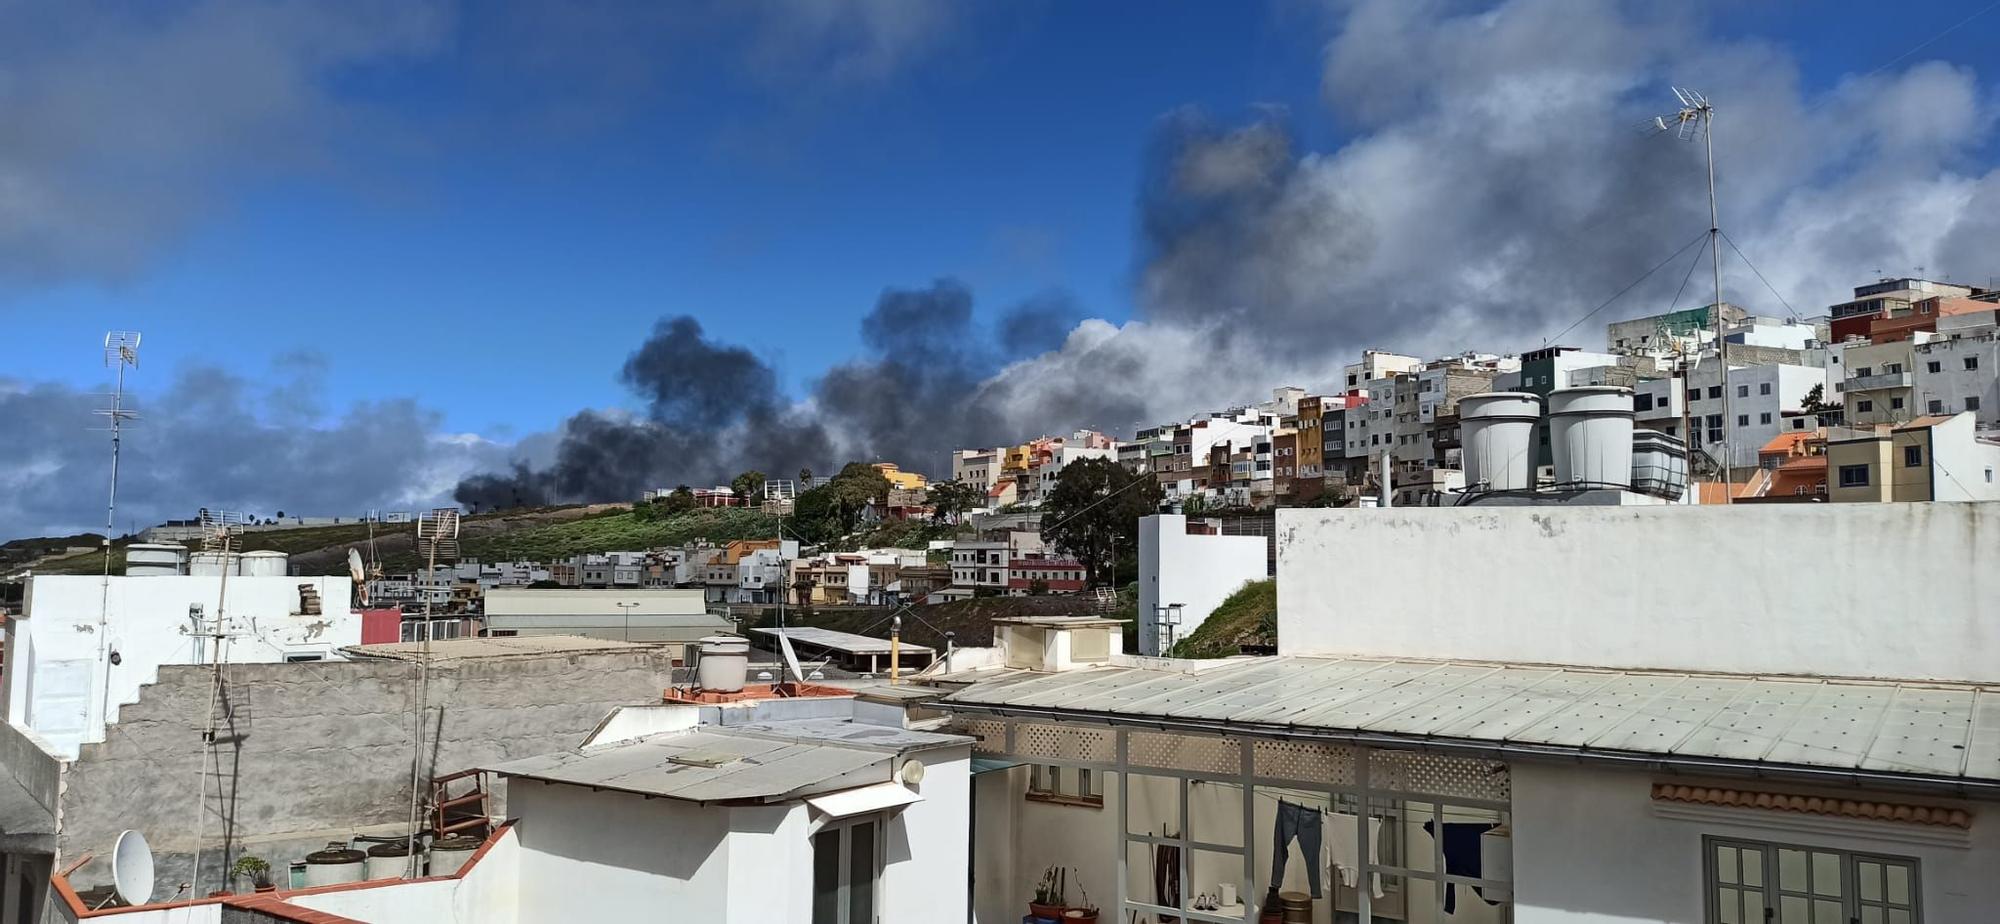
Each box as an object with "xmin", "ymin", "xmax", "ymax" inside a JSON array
[
  {"xmin": 94, "ymin": 332, "xmax": 140, "ymax": 736},
  {"xmin": 1655, "ymin": 88, "xmax": 1729, "ymax": 500}
]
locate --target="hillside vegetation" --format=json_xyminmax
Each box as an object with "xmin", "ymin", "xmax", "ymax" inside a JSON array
[{"xmin": 1168, "ymin": 578, "xmax": 1275, "ymax": 658}]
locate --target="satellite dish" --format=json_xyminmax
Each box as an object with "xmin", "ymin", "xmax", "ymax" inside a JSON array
[
  {"xmin": 775, "ymin": 629, "xmax": 804, "ymax": 685},
  {"xmin": 111, "ymin": 829, "xmax": 155, "ymax": 906},
  {"xmin": 347, "ymin": 548, "xmax": 366, "ymax": 584}
]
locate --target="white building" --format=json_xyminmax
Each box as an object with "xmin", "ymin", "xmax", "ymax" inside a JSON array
[
  {"xmin": 1135, "ymin": 513, "xmax": 1266, "ymax": 656},
  {"xmin": 1912, "ymin": 310, "xmax": 2000, "ymax": 425},
  {"xmin": 480, "ymin": 588, "xmax": 728, "ymax": 643},
  {"xmin": 1632, "ymin": 361, "xmax": 1827, "ymax": 470},
  {"xmin": 3, "ymin": 573, "xmax": 358, "ymax": 758}
]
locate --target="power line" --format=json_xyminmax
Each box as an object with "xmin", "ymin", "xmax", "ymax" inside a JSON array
[
  {"xmin": 1542, "ymin": 229, "xmax": 1711, "ymax": 346},
  {"xmin": 1719, "ymin": 229, "xmax": 1801, "ymax": 323}
]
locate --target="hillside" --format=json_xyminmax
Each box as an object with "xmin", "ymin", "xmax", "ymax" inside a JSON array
[{"xmin": 1168, "ymin": 578, "xmax": 1275, "ymax": 658}]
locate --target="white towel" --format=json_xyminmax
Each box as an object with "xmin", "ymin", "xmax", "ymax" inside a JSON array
[{"xmin": 1323, "ymin": 812, "xmax": 1384, "ymax": 898}]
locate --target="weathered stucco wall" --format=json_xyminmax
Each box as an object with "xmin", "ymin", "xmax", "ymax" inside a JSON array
[
  {"xmin": 59, "ymin": 648, "xmax": 676, "ymax": 896},
  {"xmin": 1275, "ymin": 503, "xmax": 2000, "ymax": 683}
]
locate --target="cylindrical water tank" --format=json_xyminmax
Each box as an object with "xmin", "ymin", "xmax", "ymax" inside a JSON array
[
  {"xmin": 302, "ymin": 842, "xmax": 365, "ymax": 887},
  {"xmin": 125, "ymin": 543, "xmax": 186, "ymax": 577},
  {"xmin": 187, "ymin": 551, "xmax": 232, "ymax": 577},
  {"xmin": 427, "ymin": 834, "xmax": 482, "ymax": 877},
  {"xmin": 239, "ymin": 550, "xmax": 289, "ymax": 577},
  {"xmin": 1458, "ymin": 392, "xmax": 1542, "ymax": 492},
  {"xmin": 364, "ymin": 841, "xmax": 415, "ymax": 880},
  {"xmin": 698, "ymin": 636, "xmax": 750, "ymax": 693},
  {"xmin": 1548, "ymin": 386, "xmax": 1636, "ymax": 488},
  {"xmin": 1630, "ymin": 430, "xmax": 1689, "ymax": 500}
]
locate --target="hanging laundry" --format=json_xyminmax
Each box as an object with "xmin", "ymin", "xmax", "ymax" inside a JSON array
[
  {"xmin": 1270, "ymin": 799, "xmax": 1323, "ymax": 898},
  {"xmin": 1422, "ymin": 821, "xmax": 1501, "ymax": 914},
  {"xmin": 1154, "ymin": 839, "xmax": 1182, "ymax": 920},
  {"xmin": 1323, "ymin": 812, "xmax": 1383, "ymax": 899}
]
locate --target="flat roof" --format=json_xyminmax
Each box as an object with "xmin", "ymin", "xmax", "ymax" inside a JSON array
[
  {"xmin": 991, "ymin": 615, "xmax": 1127, "ymax": 628},
  {"xmin": 484, "ymin": 719, "xmax": 966, "ymax": 803},
  {"xmin": 342, "ymin": 635, "xmax": 655, "ymax": 662},
  {"xmin": 751, "ymin": 626, "xmax": 934, "ymax": 656},
  {"xmin": 938, "ymin": 656, "xmax": 2000, "ymax": 790}
]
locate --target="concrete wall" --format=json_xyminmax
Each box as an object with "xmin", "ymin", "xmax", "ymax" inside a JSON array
[
  {"xmin": 9, "ymin": 575, "xmax": 357, "ymax": 758},
  {"xmin": 1275, "ymin": 504, "xmax": 2000, "ymax": 683},
  {"xmin": 59, "ymin": 647, "xmax": 677, "ymax": 895},
  {"xmin": 511, "ymin": 780, "xmax": 740, "ymax": 923},
  {"xmin": 1511, "ymin": 761, "xmax": 1997, "ymax": 922},
  {"xmin": 880, "ymin": 751, "xmax": 971, "ymax": 924},
  {"xmin": 1138, "ymin": 515, "xmax": 1268, "ymax": 657}
]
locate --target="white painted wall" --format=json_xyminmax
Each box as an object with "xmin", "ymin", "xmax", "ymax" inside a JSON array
[
  {"xmin": 1275, "ymin": 504, "xmax": 2000, "ymax": 683},
  {"xmin": 1921, "ymin": 414, "xmax": 2000, "ymax": 502},
  {"xmin": 289, "ymin": 878, "xmax": 457, "ymax": 921},
  {"xmin": 879, "ymin": 752, "xmax": 972, "ymax": 924},
  {"xmin": 1511, "ymin": 761, "xmax": 1998, "ymax": 923},
  {"xmin": 1138, "ymin": 515, "xmax": 1268, "ymax": 656},
  {"xmin": 6, "ymin": 574, "xmax": 356, "ymax": 758}
]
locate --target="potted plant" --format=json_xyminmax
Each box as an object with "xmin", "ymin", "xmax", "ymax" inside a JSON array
[
  {"xmin": 1062, "ymin": 870, "xmax": 1098, "ymax": 923},
  {"xmin": 231, "ymin": 855, "xmax": 273, "ymax": 894},
  {"xmin": 1029, "ymin": 864, "xmax": 1067, "ymax": 920}
]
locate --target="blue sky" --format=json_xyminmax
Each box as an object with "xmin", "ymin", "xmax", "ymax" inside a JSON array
[
  {"xmin": 9, "ymin": 1, "xmax": 1984, "ymax": 437},
  {"xmin": 5, "ymin": 0, "xmax": 2000, "ymax": 536}
]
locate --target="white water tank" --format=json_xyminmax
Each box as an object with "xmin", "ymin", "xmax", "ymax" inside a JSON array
[
  {"xmin": 1458, "ymin": 392, "xmax": 1542, "ymax": 492},
  {"xmin": 239, "ymin": 550, "xmax": 290, "ymax": 577},
  {"xmin": 302, "ymin": 842, "xmax": 365, "ymax": 887},
  {"xmin": 1548, "ymin": 386, "xmax": 1636, "ymax": 488},
  {"xmin": 187, "ymin": 551, "xmax": 232, "ymax": 577},
  {"xmin": 1631, "ymin": 430, "xmax": 1689, "ymax": 500},
  {"xmin": 697, "ymin": 636, "xmax": 750, "ymax": 693},
  {"xmin": 364, "ymin": 842, "xmax": 415, "ymax": 880},
  {"xmin": 427, "ymin": 834, "xmax": 482, "ymax": 877},
  {"xmin": 125, "ymin": 543, "xmax": 187, "ymax": 577}
]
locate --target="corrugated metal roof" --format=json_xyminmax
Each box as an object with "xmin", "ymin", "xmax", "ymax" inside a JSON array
[
  {"xmin": 483, "ymin": 719, "xmax": 967, "ymax": 802},
  {"xmin": 751, "ymin": 626, "xmax": 934, "ymax": 656},
  {"xmin": 938, "ymin": 657, "xmax": 2000, "ymax": 787},
  {"xmin": 342, "ymin": 635, "xmax": 652, "ymax": 662}
]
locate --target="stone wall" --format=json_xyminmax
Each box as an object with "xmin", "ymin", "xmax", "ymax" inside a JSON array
[{"xmin": 59, "ymin": 648, "xmax": 676, "ymax": 894}]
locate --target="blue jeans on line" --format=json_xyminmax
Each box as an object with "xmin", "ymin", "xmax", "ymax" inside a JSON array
[{"xmin": 1271, "ymin": 800, "xmax": 1323, "ymax": 898}]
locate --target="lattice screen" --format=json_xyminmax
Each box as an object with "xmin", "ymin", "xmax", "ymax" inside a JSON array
[
  {"xmin": 1128, "ymin": 731, "xmax": 1241, "ymax": 775},
  {"xmin": 1369, "ymin": 749, "xmax": 1509, "ymax": 801},
  {"xmin": 1252, "ymin": 739, "xmax": 1356, "ymax": 785},
  {"xmin": 954, "ymin": 718, "xmax": 1008, "ymax": 755},
  {"xmin": 1014, "ymin": 722, "xmax": 1116, "ymax": 764}
]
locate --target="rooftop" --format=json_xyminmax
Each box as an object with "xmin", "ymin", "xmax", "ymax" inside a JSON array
[
  {"xmin": 341, "ymin": 635, "xmax": 654, "ymax": 662},
  {"xmin": 484, "ymin": 719, "xmax": 967, "ymax": 803},
  {"xmin": 937, "ymin": 655, "xmax": 2000, "ymax": 792},
  {"xmin": 991, "ymin": 615, "xmax": 1128, "ymax": 629},
  {"xmin": 750, "ymin": 625, "xmax": 935, "ymax": 656}
]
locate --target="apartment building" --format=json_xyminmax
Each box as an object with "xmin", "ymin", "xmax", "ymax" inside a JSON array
[
  {"xmin": 1606, "ymin": 301, "xmax": 1749, "ymax": 356},
  {"xmin": 1826, "ymin": 412, "xmax": 2000, "ymax": 503},
  {"xmin": 1912, "ymin": 310, "xmax": 2000, "ymax": 426},
  {"xmin": 1632, "ymin": 361, "xmax": 1827, "ymax": 471}
]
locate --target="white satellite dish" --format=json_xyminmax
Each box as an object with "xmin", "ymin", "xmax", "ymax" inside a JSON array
[
  {"xmin": 775, "ymin": 628, "xmax": 804, "ymax": 685},
  {"xmin": 347, "ymin": 548, "xmax": 366, "ymax": 584},
  {"xmin": 111, "ymin": 829, "xmax": 155, "ymax": 906}
]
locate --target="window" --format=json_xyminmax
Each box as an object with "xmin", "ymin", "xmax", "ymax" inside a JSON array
[
  {"xmin": 1708, "ymin": 386, "xmax": 1722, "ymax": 399},
  {"xmin": 1026, "ymin": 765, "xmax": 1102, "ymax": 806},
  {"xmin": 1904, "ymin": 445, "xmax": 1923, "ymax": 468},
  {"xmin": 1636, "ymin": 394, "xmax": 1655, "ymax": 411},
  {"xmin": 1968, "ymin": 396, "xmax": 1981, "ymax": 411},
  {"xmin": 1856, "ymin": 367, "xmax": 1873, "ymax": 378},
  {"xmin": 1967, "ymin": 356, "xmax": 1980, "ymax": 371},
  {"xmin": 812, "ymin": 817, "xmax": 881, "ymax": 924},
  {"xmin": 1759, "ymin": 382, "xmax": 1772, "ymax": 395},
  {"xmin": 1704, "ymin": 837, "xmax": 1918, "ymax": 924},
  {"xmin": 1759, "ymin": 413, "xmax": 1772, "ymax": 425},
  {"xmin": 1858, "ymin": 400, "xmax": 1874, "ymax": 412},
  {"xmin": 1928, "ymin": 360, "xmax": 1942, "ymax": 373},
  {"xmin": 1687, "ymin": 388, "xmax": 1701, "ymax": 402},
  {"xmin": 1928, "ymin": 399, "xmax": 1943, "ymax": 414},
  {"xmin": 1839, "ymin": 464, "xmax": 1871, "ymax": 487},
  {"xmin": 1737, "ymin": 385, "xmax": 1749, "ymax": 398},
  {"xmin": 1886, "ymin": 363, "xmax": 1903, "ymax": 374},
  {"xmin": 284, "ymin": 653, "xmax": 324, "ymax": 663},
  {"xmin": 1737, "ymin": 415, "xmax": 1749, "ymax": 427},
  {"xmin": 1706, "ymin": 414, "xmax": 1723, "ymax": 428},
  {"xmin": 1891, "ymin": 397, "xmax": 1905, "ymax": 410}
]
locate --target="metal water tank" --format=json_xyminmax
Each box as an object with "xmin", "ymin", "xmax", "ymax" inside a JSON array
[
  {"xmin": 427, "ymin": 834, "xmax": 482, "ymax": 877},
  {"xmin": 364, "ymin": 841, "xmax": 415, "ymax": 880},
  {"xmin": 1458, "ymin": 392, "xmax": 1542, "ymax": 492},
  {"xmin": 187, "ymin": 551, "xmax": 232, "ymax": 577},
  {"xmin": 697, "ymin": 636, "xmax": 750, "ymax": 693},
  {"xmin": 125, "ymin": 543, "xmax": 187, "ymax": 577},
  {"xmin": 1630, "ymin": 429, "xmax": 1689, "ymax": 500},
  {"xmin": 1548, "ymin": 386, "xmax": 1636, "ymax": 488},
  {"xmin": 302, "ymin": 842, "xmax": 365, "ymax": 887},
  {"xmin": 239, "ymin": 550, "xmax": 289, "ymax": 577}
]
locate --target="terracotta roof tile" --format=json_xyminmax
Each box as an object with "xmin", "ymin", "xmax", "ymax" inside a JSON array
[{"xmin": 1652, "ymin": 783, "xmax": 1972, "ymax": 829}]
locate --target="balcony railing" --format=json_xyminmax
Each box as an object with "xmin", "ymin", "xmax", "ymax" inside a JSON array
[{"xmin": 1846, "ymin": 371, "xmax": 1912, "ymax": 391}]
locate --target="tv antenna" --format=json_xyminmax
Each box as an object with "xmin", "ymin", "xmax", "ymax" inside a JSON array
[
  {"xmin": 1649, "ymin": 87, "xmax": 1731, "ymax": 499},
  {"xmin": 92, "ymin": 332, "xmax": 141, "ymax": 746},
  {"xmin": 406, "ymin": 507, "xmax": 461, "ymax": 874},
  {"xmin": 186, "ymin": 508, "xmax": 246, "ymax": 901}
]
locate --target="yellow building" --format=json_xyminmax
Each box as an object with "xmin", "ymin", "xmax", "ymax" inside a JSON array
[
  {"xmin": 1826, "ymin": 414, "xmax": 2000, "ymax": 503},
  {"xmin": 871, "ymin": 462, "xmax": 929, "ymax": 491}
]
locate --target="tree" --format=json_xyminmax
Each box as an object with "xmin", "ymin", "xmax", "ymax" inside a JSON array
[
  {"xmin": 731, "ymin": 470, "xmax": 767, "ymax": 503},
  {"xmin": 927, "ymin": 479, "xmax": 984, "ymax": 524},
  {"xmin": 1041, "ymin": 457, "xmax": 1164, "ymax": 588},
  {"xmin": 1801, "ymin": 383, "xmax": 1836, "ymax": 415},
  {"xmin": 799, "ymin": 467, "xmax": 814, "ymax": 489},
  {"xmin": 658, "ymin": 485, "xmax": 698, "ymax": 516}
]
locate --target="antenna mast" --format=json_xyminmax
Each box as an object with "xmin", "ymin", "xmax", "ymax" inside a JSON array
[
  {"xmin": 1655, "ymin": 88, "xmax": 1730, "ymax": 500},
  {"xmin": 406, "ymin": 507, "xmax": 460, "ymax": 874},
  {"xmin": 186, "ymin": 510, "xmax": 245, "ymax": 900},
  {"xmin": 93, "ymin": 332, "xmax": 140, "ymax": 738}
]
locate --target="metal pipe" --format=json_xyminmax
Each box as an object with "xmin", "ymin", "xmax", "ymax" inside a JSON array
[{"xmin": 1705, "ymin": 105, "xmax": 1731, "ymax": 501}]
